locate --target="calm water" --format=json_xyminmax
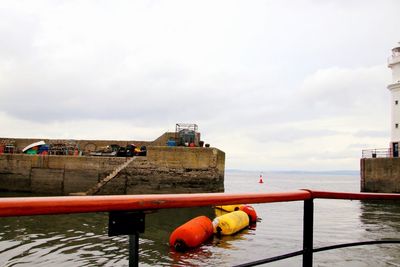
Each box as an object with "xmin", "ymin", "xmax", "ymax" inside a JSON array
[{"xmin": 1, "ymin": 171, "xmax": 400, "ymax": 266}]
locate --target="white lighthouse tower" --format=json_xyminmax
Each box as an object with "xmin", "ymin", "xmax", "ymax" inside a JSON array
[{"xmin": 388, "ymin": 43, "xmax": 400, "ymax": 157}]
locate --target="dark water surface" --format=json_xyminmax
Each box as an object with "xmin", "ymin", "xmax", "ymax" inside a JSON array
[{"xmin": 1, "ymin": 171, "xmax": 400, "ymax": 266}]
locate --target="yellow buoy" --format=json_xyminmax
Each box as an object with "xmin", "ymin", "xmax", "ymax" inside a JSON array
[
  {"xmin": 214, "ymin": 208, "xmax": 229, "ymax": 218},
  {"xmin": 212, "ymin": 210, "xmax": 249, "ymax": 235},
  {"xmin": 215, "ymin": 204, "xmax": 243, "ymax": 212}
]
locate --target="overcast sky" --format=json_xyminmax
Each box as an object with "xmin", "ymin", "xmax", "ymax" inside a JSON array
[{"xmin": 1, "ymin": 1, "xmax": 399, "ymax": 171}]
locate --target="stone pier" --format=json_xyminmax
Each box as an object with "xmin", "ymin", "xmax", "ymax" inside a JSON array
[{"xmin": 0, "ymin": 146, "xmax": 225, "ymax": 195}]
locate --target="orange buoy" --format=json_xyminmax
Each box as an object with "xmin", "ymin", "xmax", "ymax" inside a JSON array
[
  {"xmin": 239, "ymin": 205, "xmax": 258, "ymax": 223},
  {"xmin": 169, "ymin": 216, "xmax": 213, "ymax": 252}
]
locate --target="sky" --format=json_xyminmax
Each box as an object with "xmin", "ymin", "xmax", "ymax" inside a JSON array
[{"xmin": 0, "ymin": 1, "xmax": 399, "ymax": 171}]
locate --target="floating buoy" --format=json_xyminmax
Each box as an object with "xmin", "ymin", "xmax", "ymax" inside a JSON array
[
  {"xmin": 215, "ymin": 204, "xmax": 243, "ymax": 212},
  {"xmin": 215, "ymin": 208, "xmax": 229, "ymax": 218},
  {"xmin": 169, "ymin": 216, "xmax": 214, "ymax": 252},
  {"xmin": 239, "ymin": 205, "xmax": 258, "ymax": 223},
  {"xmin": 259, "ymin": 173, "xmax": 264, "ymax": 183},
  {"xmin": 212, "ymin": 210, "xmax": 249, "ymax": 235}
]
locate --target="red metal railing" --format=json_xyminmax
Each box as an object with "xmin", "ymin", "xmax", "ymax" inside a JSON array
[
  {"xmin": 307, "ymin": 190, "xmax": 400, "ymax": 200},
  {"xmin": 0, "ymin": 190, "xmax": 310, "ymax": 217},
  {"xmin": 1, "ymin": 190, "xmax": 400, "ymax": 267}
]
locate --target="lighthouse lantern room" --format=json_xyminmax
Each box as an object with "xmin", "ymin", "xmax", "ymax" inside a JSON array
[{"xmin": 388, "ymin": 43, "xmax": 400, "ymax": 157}]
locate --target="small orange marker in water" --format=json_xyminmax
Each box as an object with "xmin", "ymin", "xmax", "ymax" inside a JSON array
[{"xmin": 259, "ymin": 173, "xmax": 264, "ymax": 183}]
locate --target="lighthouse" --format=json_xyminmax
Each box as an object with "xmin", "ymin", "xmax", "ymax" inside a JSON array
[{"xmin": 388, "ymin": 43, "xmax": 400, "ymax": 157}]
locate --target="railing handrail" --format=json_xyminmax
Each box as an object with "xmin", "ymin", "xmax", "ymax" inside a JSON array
[
  {"xmin": 308, "ymin": 190, "xmax": 400, "ymax": 200},
  {"xmin": 0, "ymin": 191, "xmax": 310, "ymax": 217},
  {"xmin": 361, "ymin": 147, "xmax": 393, "ymax": 158},
  {"xmin": 361, "ymin": 148, "xmax": 392, "ymax": 151},
  {"xmin": 1, "ymin": 190, "xmax": 400, "ymax": 217}
]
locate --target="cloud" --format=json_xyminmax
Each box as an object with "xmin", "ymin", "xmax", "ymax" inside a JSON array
[
  {"xmin": 0, "ymin": 112, "xmax": 163, "ymax": 141},
  {"xmin": 206, "ymin": 64, "xmax": 392, "ymax": 170},
  {"xmin": 354, "ymin": 130, "xmax": 389, "ymax": 138},
  {"xmin": 0, "ymin": 0, "xmax": 399, "ymax": 171},
  {"xmin": 297, "ymin": 65, "xmax": 390, "ymax": 118}
]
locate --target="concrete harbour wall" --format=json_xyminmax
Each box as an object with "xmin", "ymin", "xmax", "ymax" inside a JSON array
[
  {"xmin": 360, "ymin": 158, "xmax": 400, "ymax": 193},
  {"xmin": 0, "ymin": 146, "xmax": 225, "ymax": 195}
]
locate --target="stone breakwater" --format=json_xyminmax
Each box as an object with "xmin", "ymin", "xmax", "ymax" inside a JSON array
[
  {"xmin": 0, "ymin": 146, "xmax": 225, "ymax": 195},
  {"xmin": 360, "ymin": 158, "xmax": 400, "ymax": 193}
]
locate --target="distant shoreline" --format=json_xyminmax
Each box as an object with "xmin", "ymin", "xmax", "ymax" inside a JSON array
[{"xmin": 226, "ymin": 169, "xmax": 359, "ymax": 175}]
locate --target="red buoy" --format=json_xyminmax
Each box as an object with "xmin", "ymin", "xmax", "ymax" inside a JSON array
[
  {"xmin": 239, "ymin": 205, "xmax": 258, "ymax": 223},
  {"xmin": 169, "ymin": 216, "xmax": 213, "ymax": 252},
  {"xmin": 259, "ymin": 174, "xmax": 264, "ymax": 183}
]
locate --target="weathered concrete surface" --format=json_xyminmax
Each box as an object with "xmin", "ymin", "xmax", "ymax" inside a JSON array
[
  {"xmin": 64, "ymin": 169, "xmax": 100, "ymax": 194},
  {"xmin": 0, "ymin": 154, "xmax": 31, "ymax": 192},
  {"xmin": 0, "ymin": 146, "xmax": 225, "ymax": 195},
  {"xmin": 31, "ymin": 168, "xmax": 64, "ymax": 194},
  {"xmin": 360, "ymin": 158, "xmax": 400, "ymax": 193}
]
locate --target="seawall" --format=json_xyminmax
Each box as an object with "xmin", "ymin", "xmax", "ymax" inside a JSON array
[
  {"xmin": 0, "ymin": 146, "xmax": 225, "ymax": 195},
  {"xmin": 360, "ymin": 158, "xmax": 400, "ymax": 193}
]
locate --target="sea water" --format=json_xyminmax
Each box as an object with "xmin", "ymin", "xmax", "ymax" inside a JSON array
[{"xmin": 0, "ymin": 170, "xmax": 399, "ymax": 266}]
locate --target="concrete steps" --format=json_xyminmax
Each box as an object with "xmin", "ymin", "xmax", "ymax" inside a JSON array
[{"xmin": 70, "ymin": 157, "xmax": 136, "ymax": 196}]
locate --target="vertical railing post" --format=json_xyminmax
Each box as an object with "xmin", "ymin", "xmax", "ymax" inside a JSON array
[
  {"xmin": 108, "ymin": 211, "xmax": 145, "ymax": 267},
  {"xmin": 129, "ymin": 233, "xmax": 139, "ymax": 267},
  {"xmin": 303, "ymin": 198, "xmax": 314, "ymax": 267}
]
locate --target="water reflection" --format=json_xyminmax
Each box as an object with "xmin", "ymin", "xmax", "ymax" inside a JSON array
[
  {"xmin": 169, "ymin": 245, "xmax": 213, "ymax": 267},
  {"xmin": 212, "ymin": 228, "xmax": 253, "ymax": 247},
  {"xmin": 0, "ymin": 213, "xmax": 126, "ymax": 266},
  {"xmin": 360, "ymin": 200, "xmax": 400, "ymax": 229},
  {"xmin": 359, "ymin": 200, "xmax": 400, "ymax": 238},
  {"xmin": 357, "ymin": 200, "xmax": 400, "ymax": 266},
  {"xmin": 0, "ymin": 207, "xmax": 218, "ymax": 266}
]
